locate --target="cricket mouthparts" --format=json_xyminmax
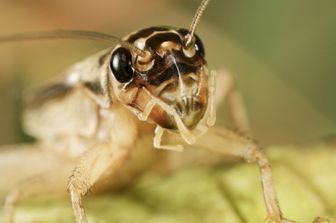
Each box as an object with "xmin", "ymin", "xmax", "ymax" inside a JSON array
[{"xmin": 174, "ymin": 96, "xmax": 205, "ymax": 129}]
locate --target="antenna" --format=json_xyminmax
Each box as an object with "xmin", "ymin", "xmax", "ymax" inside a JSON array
[
  {"xmin": 0, "ymin": 29, "xmax": 145, "ymax": 56},
  {"xmin": 184, "ymin": 0, "xmax": 211, "ymax": 48}
]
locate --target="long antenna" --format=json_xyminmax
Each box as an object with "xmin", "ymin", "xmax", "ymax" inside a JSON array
[
  {"xmin": 0, "ymin": 29, "xmax": 145, "ymax": 56},
  {"xmin": 185, "ymin": 0, "xmax": 211, "ymax": 48}
]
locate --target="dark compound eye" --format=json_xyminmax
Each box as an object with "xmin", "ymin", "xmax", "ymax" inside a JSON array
[
  {"xmin": 110, "ymin": 47, "xmax": 134, "ymax": 83},
  {"xmin": 194, "ymin": 36, "xmax": 205, "ymax": 57}
]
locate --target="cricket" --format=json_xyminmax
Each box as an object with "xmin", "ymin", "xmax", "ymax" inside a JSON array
[{"xmin": 0, "ymin": 0, "xmax": 326, "ymax": 222}]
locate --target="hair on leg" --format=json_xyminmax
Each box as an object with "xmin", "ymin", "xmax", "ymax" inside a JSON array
[
  {"xmin": 67, "ymin": 143, "xmax": 129, "ymax": 223},
  {"xmin": 181, "ymin": 127, "xmax": 295, "ymax": 223}
]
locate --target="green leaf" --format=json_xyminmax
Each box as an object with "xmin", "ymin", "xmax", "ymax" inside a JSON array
[{"xmin": 2, "ymin": 143, "xmax": 335, "ymax": 223}]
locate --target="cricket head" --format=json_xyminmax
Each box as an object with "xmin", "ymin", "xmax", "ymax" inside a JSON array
[{"xmin": 110, "ymin": 27, "xmax": 209, "ymax": 130}]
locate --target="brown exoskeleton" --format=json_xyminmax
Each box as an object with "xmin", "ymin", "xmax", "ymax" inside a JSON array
[{"xmin": 0, "ymin": 0, "xmax": 325, "ymax": 222}]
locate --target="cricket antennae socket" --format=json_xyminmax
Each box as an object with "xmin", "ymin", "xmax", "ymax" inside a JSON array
[
  {"xmin": 184, "ymin": 0, "xmax": 211, "ymax": 48},
  {"xmin": 0, "ymin": 29, "xmax": 146, "ymax": 57}
]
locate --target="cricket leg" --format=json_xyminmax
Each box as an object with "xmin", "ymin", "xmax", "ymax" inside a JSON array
[
  {"xmin": 213, "ymin": 69, "xmax": 250, "ymax": 134},
  {"xmin": 0, "ymin": 144, "xmax": 75, "ymax": 196},
  {"xmin": 1, "ymin": 145, "xmax": 76, "ymax": 223},
  {"xmin": 2, "ymin": 167, "xmax": 73, "ymax": 223},
  {"xmin": 184, "ymin": 127, "xmax": 294, "ymax": 223},
  {"xmin": 67, "ymin": 143, "xmax": 129, "ymax": 223}
]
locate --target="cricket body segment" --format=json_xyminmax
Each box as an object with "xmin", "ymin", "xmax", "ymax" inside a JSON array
[{"xmin": 111, "ymin": 27, "xmax": 209, "ymax": 131}]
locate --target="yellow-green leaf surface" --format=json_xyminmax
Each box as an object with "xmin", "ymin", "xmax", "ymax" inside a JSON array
[{"xmin": 2, "ymin": 144, "xmax": 336, "ymax": 223}]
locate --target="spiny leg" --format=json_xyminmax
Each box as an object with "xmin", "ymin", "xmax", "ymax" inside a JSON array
[
  {"xmin": 3, "ymin": 175, "xmax": 47, "ymax": 223},
  {"xmin": 3, "ymin": 167, "xmax": 72, "ymax": 223},
  {"xmin": 213, "ymin": 69, "xmax": 250, "ymax": 134},
  {"xmin": 181, "ymin": 127, "xmax": 294, "ymax": 223},
  {"xmin": 67, "ymin": 143, "xmax": 129, "ymax": 223}
]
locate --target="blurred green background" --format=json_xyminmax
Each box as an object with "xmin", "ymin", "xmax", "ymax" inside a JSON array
[{"xmin": 0, "ymin": 0, "xmax": 335, "ymax": 146}]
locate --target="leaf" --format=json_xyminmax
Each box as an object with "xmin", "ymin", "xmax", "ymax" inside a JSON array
[{"xmin": 1, "ymin": 143, "xmax": 335, "ymax": 223}]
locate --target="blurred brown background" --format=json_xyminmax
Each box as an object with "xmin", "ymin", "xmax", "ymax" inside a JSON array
[{"xmin": 0, "ymin": 0, "xmax": 335, "ymax": 146}]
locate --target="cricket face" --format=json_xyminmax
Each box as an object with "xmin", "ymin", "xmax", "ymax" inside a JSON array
[{"xmin": 110, "ymin": 27, "xmax": 208, "ymax": 130}]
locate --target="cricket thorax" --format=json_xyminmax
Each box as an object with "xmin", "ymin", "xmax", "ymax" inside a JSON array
[{"xmin": 109, "ymin": 27, "xmax": 209, "ymax": 130}]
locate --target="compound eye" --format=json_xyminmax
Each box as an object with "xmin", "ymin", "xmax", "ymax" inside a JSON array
[
  {"xmin": 194, "ymin": 36, "xmax": 205, "ymax": 57},
  {"xmin": 110, "ymin": 47, "xmax": 134, "ymax": 83}
]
